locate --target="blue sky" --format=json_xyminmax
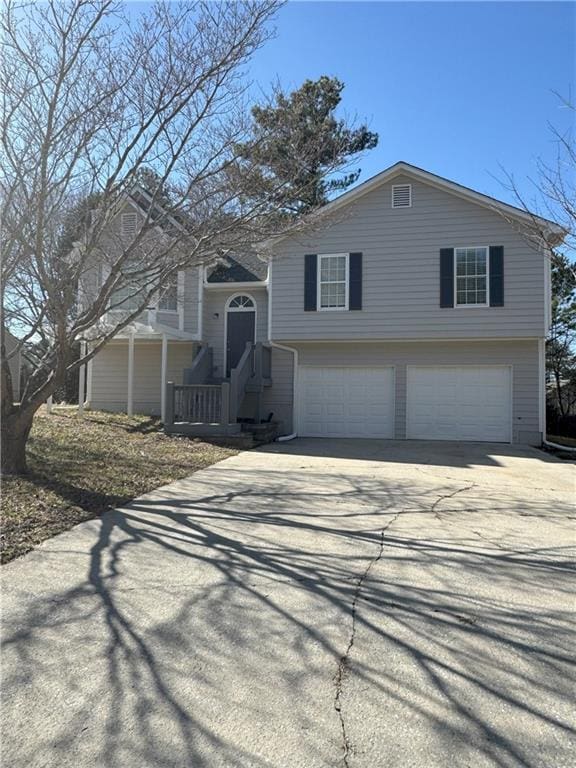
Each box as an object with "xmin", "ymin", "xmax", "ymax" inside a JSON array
[{"xmin": 247, "ymin": 1, "xmax": 575, "ymax": 209}]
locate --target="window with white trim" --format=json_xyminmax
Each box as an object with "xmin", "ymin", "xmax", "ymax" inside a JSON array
[
  {"xmin": 455, "ymin": 247, "xmax": 488, "ymax": 306},
  {"xmin": 158, "ymin": 273, "xmax": 178, "ymax": 311},
  {"xmin": 108, "ymin": 256, "xmax": 155, "ymax": 312},
  {"xmin": 318, "ymin": 254, "xmax": 348, "ymax": 310},
  {"xmin": 109, "ymin": 279, "xmax": 145, "ymax": 311},
  {"xmin": 228, "ymin": 295, "xmax": 254, "ymax": 309}
]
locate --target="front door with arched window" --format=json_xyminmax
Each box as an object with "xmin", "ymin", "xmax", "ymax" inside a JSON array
[{"xmin": 225, "ymin": 294, "xmax": 256, "ymax": 377}]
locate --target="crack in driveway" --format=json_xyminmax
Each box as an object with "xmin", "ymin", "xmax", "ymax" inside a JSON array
[
  {"xmin": 471, "ymin": 527, "xmax": 509, "ymax": 551},
  {"xmin": 334, "ymin": 511, "xmax": 399, "ymax": 767},
  {"xmin": 333, "ymin": 484, "xmax": 475, "ymax": 765},
  {"xmin": 430, "ymin": 483, "xmax": 475, "ymax": 521}
]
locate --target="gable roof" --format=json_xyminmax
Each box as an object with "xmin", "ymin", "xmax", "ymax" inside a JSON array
[
  {"xmin": 206, "ymin": 251, "xmax": 267, "ymax": 283},
  {"xmin": 260, "ymin": 161, "xmax": 566, "ymax": 250},
  {"xmin": 126, "ymin": 186, "xmax": 190, "ymax": 235}
]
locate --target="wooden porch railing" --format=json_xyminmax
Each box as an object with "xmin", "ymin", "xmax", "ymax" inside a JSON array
[
  {"xmin": 166, "ymin": 382, "xmax": 230, "ymax": 425},
  {"xmin": 229, "ymin": 342, "xmax": 254, "ymax": 424},
  {"xmin": 183, "ymin": 344, "xmax": 213, "ymax": 385},
  {"xmin": 165, "ymin": 342, "xmax": 272, "ymax": 428}
]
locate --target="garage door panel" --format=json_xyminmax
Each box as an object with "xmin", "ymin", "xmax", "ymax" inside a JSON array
[
  {"xmin": 407, "ymin": 366, "xmax": 511, "ymax": 443},
  {"xmin": 299, "ymin": 367, "xmax": 394, "ymax": 438}
]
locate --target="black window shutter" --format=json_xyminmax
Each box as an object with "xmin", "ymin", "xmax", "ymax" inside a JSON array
[
  {"xmin": 349, "ymin": 252, "xmax": 363, "ymax": 310},
  {"xmin": 489, "ymin": 246, "xmax": 504, "ymax": 307},
  {"xmin": 304, "ymin": 254, "xmax": 317, "ymax": 311},
  {"xmin": 440, "ymin": 248, "xmax": 454, "ymax": 308}
]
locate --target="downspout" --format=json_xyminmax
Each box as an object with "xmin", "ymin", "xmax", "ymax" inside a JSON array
[
  {"xmin": 277, "ymin": 431, "xmax": 297, "ymax": 443},
  {"xmin": 538, "ymin": 337, "xmax": 546, "ymax": 444},
  {"xmin": 542, "ymin": 438, "xmax": 576, "ymax": 454},
  {"xmin": 270, "ymin": 341, "xmax": 298, "ymax": 442}
]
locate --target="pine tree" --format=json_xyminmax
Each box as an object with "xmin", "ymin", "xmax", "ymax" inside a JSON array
[{"xmin": 236, "ymin": 76, "xmax": 379, "ymax": 215}]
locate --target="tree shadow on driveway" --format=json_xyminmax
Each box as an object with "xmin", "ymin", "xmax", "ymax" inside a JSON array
[{"xmin": 1, "ymin": 462, "xmax": 575, "ymax": 768}]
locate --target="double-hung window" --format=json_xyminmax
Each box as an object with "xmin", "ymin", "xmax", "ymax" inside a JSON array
[
  {"xmin": 158, "ymin": 273, "xmax": 178, "ymax": 311},
  {"xmin": 109, "ymin": 258, "xmax": 148, "ymax": 312},
  {"xmin": 318, "ymin": 253, "xmax": 348, "ymax": 310},
  {"xmin": 455, "ymin": 247, "xmax": 488, "ymax": 306}
]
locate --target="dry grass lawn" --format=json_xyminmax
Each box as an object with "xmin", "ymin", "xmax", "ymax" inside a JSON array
[{"xmin": 1, "ymin": 409, "xmax": 238, "ymax": 564}]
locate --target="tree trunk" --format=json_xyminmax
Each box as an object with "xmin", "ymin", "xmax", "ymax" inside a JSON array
[
  {"xmin": 1, "ymin": 409, "xmax": 35, "ymax": 475},
  {"xmin": 554, "ymin": 369, "xmax": 566, "ymax": 417}
]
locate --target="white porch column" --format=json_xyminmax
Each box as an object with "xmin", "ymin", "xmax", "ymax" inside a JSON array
[
  {"xmin": 78, "ymin": 367, "xmax": 85, "ymax": 415},
  {"xmin": 78, "ymin": 341, "xmax": 87, "ymax": 415},
  {"xmin": 160, "ymin": 333, "xmax": 168, "ymax": 423},
  {"xmin": 78, "ymin": 369, "xmax": 85, "ymax": 418},
  {"xmin": 86, "ymin": 355, "xmax": 93, "ymax": 408},
  {"xmin": 127, "ymin": 334, "xmax": 135, "ymax": 416}
]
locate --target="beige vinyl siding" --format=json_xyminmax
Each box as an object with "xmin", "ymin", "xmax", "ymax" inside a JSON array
[
  {"xmin": 91, "ymin": 340, "xmax": 195, "ymax": 415},
  {"xmin": 155, "ymin": 311, "xmax": 180, "ymax": 329},
  {"xmin": 81, "ymin": 202, "xmax": 202, "ymax": 335},
  {"xmin": 89, "ymin": 343, "xmax": 127, "ymax": 411},
  {"xmin": 97, "ymin": 200, "xmax": 148, "ymax": 326},
  {"xmin": 78, "ymin": 261, "xmax": 102, "ymax": 314},
  {"xmin": 202, "ymin": 287, "xmax": 268, "ymax": 379},
  {"xmin": 271, "ymin": 175, "xmax": 546, "ymax": 341},
  {"xmin": 182, "ymin": 267, "xmax": 200, "ymax": 335},
  {"xmin": 289, "ymin": 340, "xmax": 540, "ymax": 444}
]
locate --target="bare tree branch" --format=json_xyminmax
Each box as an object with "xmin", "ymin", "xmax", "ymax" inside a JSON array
[{"xmin": 1, "ymin": 0, "xmax": 362, "ymax": 473}]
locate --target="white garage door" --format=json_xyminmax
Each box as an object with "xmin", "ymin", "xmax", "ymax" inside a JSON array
[
  {"xmin": 298, "ymin": 367, "xmax": 395, "ymax": 438},
  {"xmin": 406, "ymin": 366, "xmax": 512, "ymax": 443}
]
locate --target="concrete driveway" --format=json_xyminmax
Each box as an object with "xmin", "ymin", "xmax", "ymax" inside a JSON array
[{"xmin": 1, "ymin": 440, "xmax": 574, "ymax": 768}]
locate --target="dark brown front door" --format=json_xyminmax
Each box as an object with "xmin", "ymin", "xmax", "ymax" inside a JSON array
[{"xmin": 226, "ymin": 310, "xmax": 255, "ymax": 376}]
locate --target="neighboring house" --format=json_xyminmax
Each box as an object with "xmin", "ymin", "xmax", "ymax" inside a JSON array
[
  {"xmin": 3, "ymin": 330, "xmax": 22, "ymax": 403},
  {"xmin": 85, "ymin": 162, "xmax": 564, "ymax": 444}
]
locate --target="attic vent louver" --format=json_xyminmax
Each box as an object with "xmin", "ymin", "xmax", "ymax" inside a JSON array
[
  {"xmin": 121, "ymin": 212, "xmax": 137, "ymax": 238},
  {"xmin": 392, "ymin": 184, "xmax": 412, "ymax": 208}
]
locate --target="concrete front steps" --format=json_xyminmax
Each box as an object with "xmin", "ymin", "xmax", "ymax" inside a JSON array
[
  {"xmin": 164, "ymin": 422, "xmax": 242, "ymax": 437},
  {"xmin": 165, "ymin": 420, "xmax": 281, "ymax": 448}
]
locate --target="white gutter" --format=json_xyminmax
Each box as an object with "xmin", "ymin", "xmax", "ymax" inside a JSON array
[
  {"xmin": 269, "ymin": 339, "xmax": 298, "ymax": 442},
  {"xmin": 259, "ymin": 161, "xmax": 566, "ymax": 250},
  {"xmin": 203, "ymin": 280, "xmax": 268, "ymax": 289}
]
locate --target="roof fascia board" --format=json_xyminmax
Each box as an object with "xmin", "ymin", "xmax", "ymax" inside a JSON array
[
  {"xmin": 204, "ymin": 280, "xmax": 268, "ymax": 289},
  {"xmin": 127, "ymin": 185, "xmax": 188, "ymax": 235},
  {"xmin": 260, "ymin": 161, "xmax": 565, "ymax": 250},
  {"xmin": 402, "ymin": 164, "xmax": 564, "ymax": 237}
]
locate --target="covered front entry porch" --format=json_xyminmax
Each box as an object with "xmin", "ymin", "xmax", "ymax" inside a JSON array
[
  {"xmin": 86, "ymin": 322, "xmax": 197, "ymax": 422},
  {"xmin": 163, "ymin": 341, "xmax": 274, "ymax": 437}
]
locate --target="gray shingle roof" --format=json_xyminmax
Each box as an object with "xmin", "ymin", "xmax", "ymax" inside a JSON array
[{"xmin": 207, "ymin": 252, "xmax": 267, "ymax": 283}]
